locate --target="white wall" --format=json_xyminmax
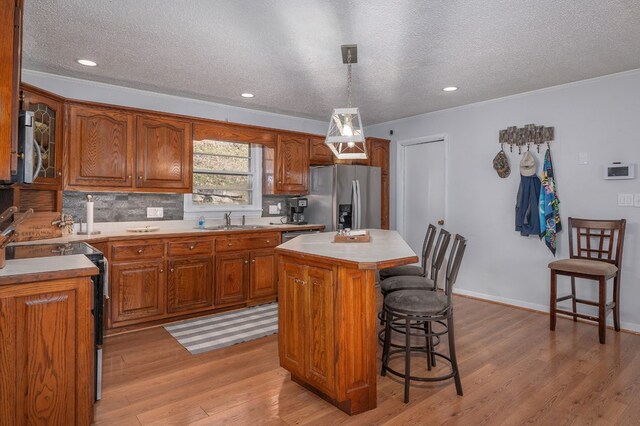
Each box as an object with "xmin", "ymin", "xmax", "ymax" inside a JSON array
[
  {"xmin": 22, "ymin": 70, "xmax": 327, "ymax": 135},
  {"xmin": 367, "ymin": 69, "xmax": 640, "ymax": 332}
]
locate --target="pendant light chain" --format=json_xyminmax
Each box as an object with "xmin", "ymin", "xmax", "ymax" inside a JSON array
[{"xmin": 346, "ymin": 48, "xmax": 352, "ymax": 108}]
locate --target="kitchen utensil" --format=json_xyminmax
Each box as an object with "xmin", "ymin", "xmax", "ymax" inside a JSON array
[{"xmin": 1, "ymin": 208, "xmax": 33, "ymax": 238}]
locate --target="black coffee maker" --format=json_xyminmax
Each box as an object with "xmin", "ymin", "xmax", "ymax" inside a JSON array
[{"xmin": 286, "ymin": 197, "xmax": 308, "ymax": 224}]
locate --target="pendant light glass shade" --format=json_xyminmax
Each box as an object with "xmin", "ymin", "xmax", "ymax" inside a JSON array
[
  {"xmin": 325, "ymin": 107, "xmax": 367, "ymax": 159},
  {"xmin": 325, "ymin": 45, "xmax": 367, "ymax": 160}
]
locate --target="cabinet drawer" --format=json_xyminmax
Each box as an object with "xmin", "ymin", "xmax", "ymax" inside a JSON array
[
  {"xmin": 215, "ymin": 233, "xmax": 280, "ymax": 252},
  {"xmin": 168, "ymin": 240, "xmax": 213, "ymax": 257},
  {"xmin": 111, "ymin": 241, "xmax": 164, "ymax": 261}
]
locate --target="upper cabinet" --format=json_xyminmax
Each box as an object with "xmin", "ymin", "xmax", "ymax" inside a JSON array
[
  {"xmin": 367, "ymin": 137, "xmax": 390, "ymax": 174},
  {"xmin": 66, "ymin": 103, "xmax": 192, "ymax": 193},
  {"xmin": 67, "ymin": 104, "xmax": 135, "ymax": 189},
  {"xmin": 0, "ymin": 0, "xmax": 24, "ymax": 181},
  {"xmin": 275, "ymin": 134, "xmax": 309, "ymax": 194},
  {"xmin": 136, "ymin": 115, "xmax": 192, "ymax": 190},
  {"xmin": 309, "ymin": 136, "xmax": 334, "ymax": 165},
  {"xmin": 21, "ymin": 85, "xmax": 64, "ymax": 188}
]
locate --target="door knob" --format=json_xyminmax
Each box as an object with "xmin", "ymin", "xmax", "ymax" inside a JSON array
[{"xmin": 438, "ymin": 220, "xmax": 445, "ymax": 226}]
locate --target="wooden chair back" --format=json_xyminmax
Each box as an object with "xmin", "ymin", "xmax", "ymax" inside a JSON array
[{"xmin": 568, "ymin": 218, "xmax": 626, "ymax": 268}]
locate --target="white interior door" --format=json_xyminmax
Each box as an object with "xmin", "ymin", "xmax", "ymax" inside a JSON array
[{"xmin": 400, "ymin": 138, "xmax": 446, "ymax": 266}]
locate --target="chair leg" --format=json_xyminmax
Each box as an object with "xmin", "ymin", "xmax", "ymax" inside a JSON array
[
  {"xmin": 598, "ymin": 277, "xmax": 606, "ymax": 344},
  {"xmin": 613, "ymin": 275, "xmax": 621, "ymax": 332},
  {"xmin": 381, "ymin": 309, "xmax": 392, "ymax": 376},
  {"xmin": 428, "ymin": 321, "xmax": 436, "ymax": 367},
  {"xmin": 423, "ymin": 321, "xmax": 432, "ymax": 371},
  {"xmin": 550, "ymin": 270, "xmax": 557, "ymax": 331},
  {"xmin": 570, "ymin": 277, "xmax": 577, "ymax": 322},
  {"xmin": 404, "ymin": 318, "xmax": 411, "ymax": 403},
  {"xmin": 447, "ymin": 314, "xmax": 463, "ymax": 396}
]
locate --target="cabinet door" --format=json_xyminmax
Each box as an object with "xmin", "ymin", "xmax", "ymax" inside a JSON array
[
  {"xmin": 309, "ymin": 136, "xmax": 334, "ymax": 165},
  {"xmin": 249, "ymin": 249, "xmax": 277, "ymax": 300},
  {"xmin": 167, "ymin": 256, "xmax": 213, "ymax": 314},
  {"xmin": 368, "ymin": 138, "xmax": 390, "ymax": 174},
  {"xmin": 67, "ymin": 104, "xmax": 134, "ymax": 189},
  {"xmin": 136, "ymin": 115, "xmax": 192, "ymax": 192},
  {"xmin": 215, "ymin": 252, "xmax": 249, "ymax": 306},
  {"xmin": 305, "ymin": 264, "xmax": 336, "ymax": 394},
  {"xmin": 110, "ymin": 260, "xmax": 165, "ymax": 325},
  {"xmin": 276, "ymin": 134, "xmax": 309, "ymax": 194},
  {"xmin": 22, "ymin": 88, "xmax": 63, "ymax": 187},
  {"xmin": 278, "ymin": 261, "xmax": 306, "ymax": 377},
  {"xmin": 381, "ymin": 173, "xmax": 390, "ymax": 230}
]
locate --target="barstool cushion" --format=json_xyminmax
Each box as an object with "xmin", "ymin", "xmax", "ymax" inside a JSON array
[
  {"xmin": 379, "ymin": 265, "xmax": 424, "ymax": 281},
  {"xmin": 548, "ymin": 259, "xmax": 617, "ymax": 278},
  {"xmin": 381, "ymin": 275, "xmax": 435, "ymax": 295},
  {"xmin": 385, "ymin": 289, "xmax": 448, "ymax": 315}
]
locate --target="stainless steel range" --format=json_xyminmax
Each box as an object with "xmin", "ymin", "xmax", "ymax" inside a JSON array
[{"xmin": 6, "ymin": 242, "xmax": 107, "ymax": 401}]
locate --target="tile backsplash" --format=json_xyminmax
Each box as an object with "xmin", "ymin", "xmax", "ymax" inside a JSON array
[{"xmin": 63, "ymin": 192, "xmax": 184, "ymax": 223}]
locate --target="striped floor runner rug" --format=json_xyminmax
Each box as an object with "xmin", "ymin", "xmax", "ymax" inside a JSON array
[{"xmin": 164, "ymin": 303, "xmax": 278, "ymax": 355}]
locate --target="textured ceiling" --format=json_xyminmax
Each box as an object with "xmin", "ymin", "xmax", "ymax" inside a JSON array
[{"xmin": 22, "ymin": 0, "xmax": 640, "ymax": 125}]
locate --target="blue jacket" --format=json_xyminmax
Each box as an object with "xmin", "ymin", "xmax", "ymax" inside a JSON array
[{"xmin": 515, "ymin": 175, "xmax": 543, "ymax": 237}]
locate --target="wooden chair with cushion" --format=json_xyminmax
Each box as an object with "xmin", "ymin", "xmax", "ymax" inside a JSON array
[
  {"xmin": 379, "ymin": 224, "xmax": 437, "ymax": 281},
  {"xmin": 548, "ymin": 218, "xmax": 626, "ymax": 344}
]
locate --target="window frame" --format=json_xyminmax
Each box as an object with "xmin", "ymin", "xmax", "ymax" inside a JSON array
[{"xmin": 184, "ymin": 143, "xmax": 263, "ymax": 219}]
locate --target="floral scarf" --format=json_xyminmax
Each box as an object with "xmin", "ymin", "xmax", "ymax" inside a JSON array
[{"xmin": 539, "ymin": 148, "xmax": 561, "ymax": 255}]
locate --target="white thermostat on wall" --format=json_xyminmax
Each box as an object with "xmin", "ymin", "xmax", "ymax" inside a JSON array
[{"xmin": 604, "ymin": 162, "xmax": 636, "ymax": 180}]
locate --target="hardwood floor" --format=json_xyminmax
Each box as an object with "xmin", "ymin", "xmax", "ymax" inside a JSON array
[{"xmin": 95, "ymin": 295, "xmax": 640, "ymax": 425}]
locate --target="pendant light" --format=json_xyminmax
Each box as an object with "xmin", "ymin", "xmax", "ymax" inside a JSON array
[{"xmin": 325, "ymin": 44, "xmax": 367, "ymax": 160}]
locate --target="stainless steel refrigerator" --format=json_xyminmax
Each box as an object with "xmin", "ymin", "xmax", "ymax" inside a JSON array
[{"xmin": 306, "ymin": 165, "xmax": 381, "ymax": 231}]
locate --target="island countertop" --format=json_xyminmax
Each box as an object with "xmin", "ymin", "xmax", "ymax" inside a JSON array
[
  {"xmin": 275, "ymin": 229, "xmax": 418, "ymax": 270},
  {"xmin": 0, "ymin": 255, "xmax": 99, "ymax": 286}
]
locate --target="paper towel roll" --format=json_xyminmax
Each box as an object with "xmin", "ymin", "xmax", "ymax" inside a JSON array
[{"xmin": 86, "ymin": 195, "xmax": 94, "ymax": 235}]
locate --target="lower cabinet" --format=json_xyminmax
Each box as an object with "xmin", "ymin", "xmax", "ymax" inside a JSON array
[
  {"xmin": 249, "ymin": 249, "xmax": 277, "ymax": 300},
  {"xmin": 0, "ymin": 277, "xmax": 94, "ymax": 425},
  {"xmin": 167, "ymin": 256, "xmax": 214, "ymax": 313},
  {"xmin": 279, "ymin": 259, "xmax": 335, "ymax": 395},
  {"xmin": 215, "ymin": 252, "xmax": 249, "ymax": 306},
  {"xmin": 110, "ymin": 260, "xmax": 166, "ymax": 326}
]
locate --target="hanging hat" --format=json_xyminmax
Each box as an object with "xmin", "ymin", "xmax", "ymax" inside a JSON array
[
  {"xmin": 492, "ymin": 150, "xmax": 510, "ymax": 178},
  {"xmin": 520, "ymin": 151, "xmax": 537, "ymax": 176}
]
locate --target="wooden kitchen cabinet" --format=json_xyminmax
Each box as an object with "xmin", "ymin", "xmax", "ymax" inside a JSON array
[
  {"xmin": 136, "ymin": 114, "xmax": 192, "ymax": 192},
  {"xmin": 215, "ymin": 251, "xmax": 249, "ymax": 306},
  {"xmin": 110, "ymin": 259, "xmax": 166, "ymax": 326},
  {"xmin": 249, "ymin": 248, "xmax": 277, "ymax": 301},
  {"xmin": 381, "ymin": 173, "xmax": 390, "ymax": 229},
  {"xmin": 275, "ymin": 134, "xmax": 309, "ymax": 194},
  {"xmin": 167, "ymin": 256, "xmax": 213, "ymax": 313},
  {"xmin": 0, "ymin": 276, "xmax": 94, "ymax": 425},
  {"xmin": 278, "ymin": 258, "xmax": 336, "ymax": 395},
  {"xmin": 21, "ymin": 85, "xmax": 64, "ymax": 188},
  {"xmin": 0, "ymin": 0, "xmax": 23, "ymax": 181},
  {"xmin": 67, "ymin": 103, "xmax": 135, "ymax": 189},
  {"xmin": 368, "ymin": 137, "xmax": 390, "ymax": 173},
  {"xmin": 309, "ymin": 136, "xmax": 334, "ymax": 165}
]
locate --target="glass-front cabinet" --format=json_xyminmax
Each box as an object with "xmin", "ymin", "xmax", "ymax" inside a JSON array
[{"xmin": 21, "ymin": 86, "xmax": 63, "ymax": 188}]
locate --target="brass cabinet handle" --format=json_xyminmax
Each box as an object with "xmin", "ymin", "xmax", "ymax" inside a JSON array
[
  {"xmin": 244, "ymin": 260, "xmax": 249, "ymax": 264},
  {"xmin": 294, "ymin": 278, "xmax": 305, "ymax": 286},
  {"xmin": 138, "ymin": 175, "xmax": 143, "ymax": 179},
  {"xmin": 127, "ymin": 175, "xmax": 132, "ymax": 179},
  {"xmin": 170, "ymin": 268, "xmax": 174, "ymax": 272},
  {"xmin": 265, "ymin": 240, "xmax": 270, "ymax": 244},
  {"xmin": 251, "ymin": 259, "xmax": 255, "ymax": 263},
  {"xmin": 160, "ymin": 268, "xmax": 164, "ymax": 273},
  {"xmin": 189, "ymin": 245, "xmax": 195, "ymax": 250},
  {"xmin": 228, "ymin": 243, "xmax": 233, "ymax": 246},
  {"xmin": 137, "ymin": 249, "xmax": 143, "ymax": 254},
  {"xmin": 57, "ymin": 171, "xmax": 62, "ymax": 176}
]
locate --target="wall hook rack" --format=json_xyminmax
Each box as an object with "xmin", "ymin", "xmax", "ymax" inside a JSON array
[{"xmin": 499, "ymin": 124, "xmax": 554, "ymax": 154}]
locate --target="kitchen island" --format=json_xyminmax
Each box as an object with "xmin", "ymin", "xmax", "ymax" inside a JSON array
[{"xmin": 275, "ymin": 229, "xmax": 418, "ymax": 415}]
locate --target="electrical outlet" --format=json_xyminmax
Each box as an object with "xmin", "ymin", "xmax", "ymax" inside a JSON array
[
  {"xmin": 147, "ymin": 207, "xmax": 164, "ymax": 218},
  {"xmin": 634, "ymin": 194, "xmax": 640, "ymax": 208},
  {"xmin": 617, "ymin": 194, "xmax": 634, "ymax": 207},
  {"xmin": 268, "ymin": 205, "xmax": 279, "ymax": 214}
]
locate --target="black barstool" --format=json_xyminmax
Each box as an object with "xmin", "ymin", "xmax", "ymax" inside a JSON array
[
  {"xmin": 379, "ymin": 224, "xmax": 437, "ymax": 281},
  {"xmin": 380, "ymin": 234, "xmax": 467, "ymax": 403}
]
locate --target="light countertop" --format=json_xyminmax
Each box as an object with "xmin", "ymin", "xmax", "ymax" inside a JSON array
[
  {"xmin": 275, "ymin": 229, "xmax": 418, "ymax": 270},
  {"xmin": 0, "ymin": 255, "xmax": 99, "ymax": 286}
]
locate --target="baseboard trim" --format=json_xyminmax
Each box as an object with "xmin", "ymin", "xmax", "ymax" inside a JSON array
[{"xmin": 453, "ymin": 287, "xmax": 640, "ymax": 335}]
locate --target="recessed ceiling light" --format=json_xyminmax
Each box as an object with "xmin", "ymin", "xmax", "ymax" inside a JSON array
[
  {"xmin": 241, "ymin": 93, "xmax": 254, "ymax": 98},
  {"xmin": 443, "ymin": 86, "xmax": 458, "ymax": 92},
  {"xmin": 77, "ymin": 59, "xmax": 97, "ymax": 67}
]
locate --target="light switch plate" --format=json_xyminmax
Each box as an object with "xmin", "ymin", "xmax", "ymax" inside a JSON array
[
  {"xmin": 147, "ymin": 207, "xmax": 164, "ymax": 218},
  {"xmin": 268, "ymin": 205, "xmax": 279, "ymax": 214},
  {"xmin": 578, "ymin": 152, "xmax": 589, "ymax": 165},
  {"xmin": 634, "ymin": 194, "xmax": 640, "ymax": 208},
  {"xmin": 618, "ymin": 194, "xmax": 634, "ymax": 207}
]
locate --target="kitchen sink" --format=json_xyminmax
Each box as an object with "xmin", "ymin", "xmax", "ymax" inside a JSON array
[{"xmin": 203, "ymin": 224, "xmax": 269, "ymax": 230}]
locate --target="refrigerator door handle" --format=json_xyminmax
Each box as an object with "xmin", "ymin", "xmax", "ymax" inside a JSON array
[
  {"xmin": 351, "ymin": 180, "xmax": 358, "ymax": 229},
  {"xmin": 356, "ymin": 180, "xmax": 362, "ymax": 229}
]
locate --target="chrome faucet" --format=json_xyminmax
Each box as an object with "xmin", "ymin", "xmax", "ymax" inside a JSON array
[{"xmin": 224, "ymin": 212, "xmax": 232, "ymax": 227}]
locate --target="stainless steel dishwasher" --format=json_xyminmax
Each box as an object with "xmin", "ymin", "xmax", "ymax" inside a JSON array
[{"xmin": 281, "ymin": 229, "xmax": 321, "ymax": 242}]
